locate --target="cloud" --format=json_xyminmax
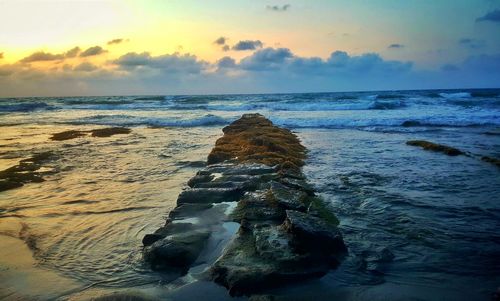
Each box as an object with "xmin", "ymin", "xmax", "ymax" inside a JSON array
[
  {"xmin": 113, "ymin": 52, "xmax": 152, "ymax": 67},
  {"xmin": 113, "ymin": 52, "xmax": 206, "ymax": 74},
  {"xmin": 293, "ymin": 51, "xmax": 413, "ymax": 75},
  {"xmin": 74, "ymin": 62, "xmax": 98, "ymax": 72},
  {"xmin": 222, "ymin": 45, "xmax": 230, "ymax": 52},
  {"xmin": 462, "ymin": 53, "xmax": 500, "ymax": 73},
  {"xmin": 214, "ymin": 37, "xmax": 227, "ymax": 45},
  {"xmin": 476, "ymin": 9, "xmax": 500, "ymax": 23},
  {"xmin": 20, "ymin": 46, "xmax": 84, "ymax": 62},
  {"xmin": 239, "ymin": 47, "xmax": 293, "ymax": 70},
  {"xmin": 0, "ymin": 52, "xmax": 3, "ymax": 59},
  {"xmin": 218, "ymin": 48, "xmax": 412, "ymax": 77},
  {"xmin": 20, "ymin": 51, "xmax": 65, "ymax": 63},
  {"xmin": 107, "ymin": 38, "xmax": 125, "ymax": 45},
  {"xmin": 266, "ymin": 4, "xmax": 291, "ymax": 12},
  {"xmin": 80, "ymin": 46, "xmax": 107, "ymax": 57},
  {"xmin": 0, "ymin": 64, "xmax": 16, "ymax": 76},
  {"xmin": 217, "ymin": 56, "xmax": 237, "ymax": 69},
  {"xmin": 3, "ymin": 46, "xmax": 499, "ymax": 97},
  {"xmin": 232, "ymin": 40, "xmax": 264, "ymax": 51},
  {"xmin": 458, "ymin": 38, "xmax": 486, "ymax": 49},
  {"xmin": 65, "ymin": 47, "xmax": 81, "ymax": 58},
  {"xmin": 388, "ymin": 43, "xmax": 404, "ymax": 49}
]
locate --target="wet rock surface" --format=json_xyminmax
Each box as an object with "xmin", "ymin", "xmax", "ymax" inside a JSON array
[{"xmin": 143, "ymin": 114, "xmax": 346, "ymax": 296}]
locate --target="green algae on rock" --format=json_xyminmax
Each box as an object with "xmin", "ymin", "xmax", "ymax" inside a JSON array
[
  {"xmin": 406, "ymin": 140, "xmax": 464, "ymax": 156},
  {"xmin": 207, "ymin": 113, "xmax": 306, "ymax": 170},
  {"xmin": 50, "ymin": 127, "xmax": 131, "ymax": 141},
  {"xmin": 142, "ymin": 114, "xmax": 346, "ymax": 297}
]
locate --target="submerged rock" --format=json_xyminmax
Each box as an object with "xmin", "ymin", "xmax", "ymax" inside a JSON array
[
  {"xmin": 142, "ymin": 114, "xmax": 346, "ymax": 296},
  {"xmin": 481, "ymin": 156, "xmax": 500, "ymax": 167},
  {"xmin": 50, "ymin": 127, "xmax": 131, "ymax": 141},
  {"xmin": 90, "ymin": 127, "xmax": 131, "ymax": 137},
  {"xmin": 50, "ymin": 130, "xmax": 87, "ymax": 141},
  {"xmin": 0, "ymin": 151, "xmax": 57, "ymax": 192},
  {"xmin": 406, "ymin": 140, "xmax": 464, "ymax": 156}
]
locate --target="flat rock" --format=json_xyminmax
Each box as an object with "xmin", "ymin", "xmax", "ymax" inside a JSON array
[
  {"xmin": 168, "ymin": 203, "xmax": 213, "ymax": 219},
  {"xmin": 253, "ymin": 225, "xmax": 295, "ymax": 261},
  {"xmin": 230, "ymin": 192, "xmax": 286, "ymax": 223},
  {"xmin": 177, "ymin": 188, "xmax": 244, "ymax": 205},
  {"xmin": 205, "ymin": 163, "xmax": 276, "ymax": 176},
  {"xmin": 278, "ymin": 177, "xmax": 315, "ymax": 196},
  {"xmin": 269, "ymin": 181, "xmax": 307, "ymax": 211},
  {"xmin": 283, "ymin": 210, "xmax": 347, "ymax": 256},
  {"xmin": 187, "ymin": 174, "xmax": 214, "ymax": 187},
  {"xmin": 144, "ymin": 230, "xmax": 210, "ymax": 272}
]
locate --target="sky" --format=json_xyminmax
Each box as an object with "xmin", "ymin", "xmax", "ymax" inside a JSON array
[{"xmin": 0, "ymin": 0, "xmax": 499, "ymax": 97}]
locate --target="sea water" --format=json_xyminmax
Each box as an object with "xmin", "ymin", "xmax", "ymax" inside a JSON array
[{"xmin": 0, "ymin": 89, "xmax": 498, "ymax": 300}]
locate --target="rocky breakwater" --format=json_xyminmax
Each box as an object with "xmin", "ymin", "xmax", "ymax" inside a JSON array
[{"xmin": 142, "ymin": 113, "xmax": 347, "ymax": 296}]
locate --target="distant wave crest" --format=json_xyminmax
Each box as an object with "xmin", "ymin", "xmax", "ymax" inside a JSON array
[
  {"xmin": 0, "ymin": 102, "xmax": 54, "ymax": 112},
  {"xmin": 438, "ymin": 92, "xmax": 472, "ymax": 99},
  {"xmin": 69, "ymin": 114, "xmax": 230, "ymax": 128}
]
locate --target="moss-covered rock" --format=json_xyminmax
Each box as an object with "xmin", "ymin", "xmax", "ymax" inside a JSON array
[
  {"xmin": 142, "ymin": 114, "xmax": 345, "ymax": 296},
  {"xmin": 207, "ymin": 114, "xmax": 306, "ymax": 170}
]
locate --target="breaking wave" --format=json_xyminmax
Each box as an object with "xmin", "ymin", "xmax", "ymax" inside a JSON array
[
  {"xmin": 438, "ymin": 92, "xmax": 472, "ymax": 99},
  {"xmin": 68, "ymin": 114, "xmax": 230, "ymax": 128}
]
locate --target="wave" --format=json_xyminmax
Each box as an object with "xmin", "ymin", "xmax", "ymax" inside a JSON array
[
  {"xmin": 133, "ymin": 96, "xmax": 166, "ymax": 101},
  {"xmin": 62, "ymin": 99, "xmax": 136, "ymax": 105},
  {"xmin": 270, "ymin": 116, "xmax": 500, "ymax": 129},
  {"xmin": 69, "ymin": 114, "xmax": 231, "ymax": 128},
  {"xmin": 438, "ymin": 92, "xmax": 472, "ymax": 99},
  {"xmin": 0, "ymin": 102, "xmax": 54, "ymax": 112},
  {"xmin": 369, "ymin": 100, "xmax": 405, "ymax": 110},
  {"xmin": 470, "ymin": 91, "xmax": 500, "ymax": 98},
  {"xmin": 367, "ymin": 94, "xmax": 406, "ymax": 100},
  {"xmin": 167, "ymin": 99, "xmax": 406, "ymax": 112}
]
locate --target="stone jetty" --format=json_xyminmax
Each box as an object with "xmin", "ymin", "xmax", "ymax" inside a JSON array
[{"xmin": 143, "ymin": 113, "xmax": 347, "ymax": 296}]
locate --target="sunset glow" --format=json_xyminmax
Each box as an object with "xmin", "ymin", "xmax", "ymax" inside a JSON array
[{"xmin": 1, "ymin": 0, "xmax": 499, "ymax": 96}]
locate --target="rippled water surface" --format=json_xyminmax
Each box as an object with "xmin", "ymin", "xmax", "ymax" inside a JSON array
[
  {"xmin": 299, "ymin": 128, "xmax": 500, "ymax": 300},
  {"xmin": 0, "ymin": 89, "xmax": 499, "ymax": 300},
  {"xmin": 0, "ymin": 125, "xmax": 221, "ymax": 299}
]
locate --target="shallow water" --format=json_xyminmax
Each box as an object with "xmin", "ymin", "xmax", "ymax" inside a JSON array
[
  {"xmin": 0, "ymin": 125, "xmax": 221, "ymax": 298},
  {"xmin": 299, "ymin": 127, "xmax": 500, "ymax": 300},
  {"xmin": 0, "ymin": 89, "xmax": 499, "ymax": 300}
]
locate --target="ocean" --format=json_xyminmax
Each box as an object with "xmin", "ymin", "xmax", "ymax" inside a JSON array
[{"xmin": 0, "ymin": 89, "xmax": 499, "ymax": 300}]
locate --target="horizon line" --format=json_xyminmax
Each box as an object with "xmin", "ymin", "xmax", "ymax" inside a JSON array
[{"xmin": 1, "ymin": 86, "xmax": 499, "ymax": 100}]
